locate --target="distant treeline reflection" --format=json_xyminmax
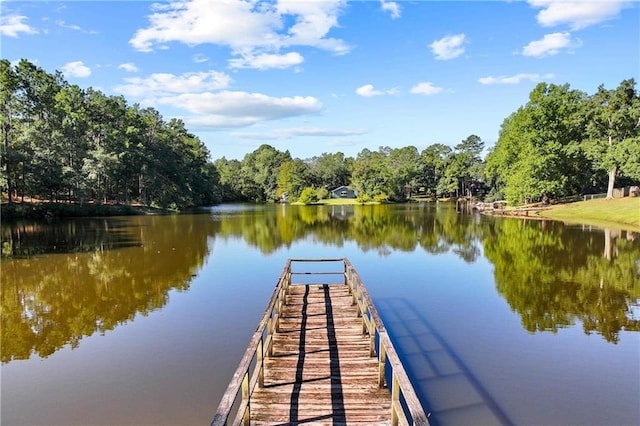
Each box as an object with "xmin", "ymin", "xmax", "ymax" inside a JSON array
[
  {"xmin": 1, "ymin": 215, "xmax": 216, "ymax": 363},
  {"xmin": 1, "ymin": 204, "xmax": 638, "ymax": 363}
]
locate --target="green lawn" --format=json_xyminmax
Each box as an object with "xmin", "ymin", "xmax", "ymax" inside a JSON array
[
  {"xmin": 540, "ymin": 197, "xmax": 640, "ymax": 231},
  {"xmin": 292, "ymin": 196, "xmax": 640, "ymax": 231},
  {"xmin": 291, "ymin": 198, "xmax": 380, "ymax": 206}
]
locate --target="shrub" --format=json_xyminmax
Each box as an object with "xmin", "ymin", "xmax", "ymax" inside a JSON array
[
  {"xmin": 356, "ymin": 194, "xmax": 371, "ymax": 204},
  {"xmin": 316, "ymin": 187, "xmax": 329, "ymax": 200},
  {"xmin": 298, "ymin": 187, "xmax": 318, "ymax": 204},
  {"xmin": 374, "ymin": 193, "xmax": 389, "ymax": 202}
]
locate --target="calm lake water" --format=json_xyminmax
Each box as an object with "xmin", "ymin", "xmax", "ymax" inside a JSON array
[{"xmin": 2, "ymin": 203, "xmax": 639, "ymax": 425}]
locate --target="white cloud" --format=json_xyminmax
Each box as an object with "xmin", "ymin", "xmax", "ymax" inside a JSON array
[
  {"xmin": 355, "ymin": 84, "xmax": 397, "ymax": 97},
  {"xmin": 130, "ymin": 0, "xmax": 279, "ymax": 52},
  {"xmin": 193, "ymin": 53, "xmax": 209, "ymax": 63},
  {"xmin": 430, "ymin": 33, "xmax": 466, "ymax": 60},
  {"xmin": 157, "ymin": 91, "xmax": 323, "ymax": 129},
  {"xmin": 1, "ymin": 15, "xmax": 38, "ymax": 37},
  {"xmin": 160, "ymin": 91, "xmax": 321, "ymax": 115},
  {"xmin": 114, "ymin": 68, "xmax": 321, "ymax": 129},
  {"xmin": 522, "ymin": 32, "xmax": 580, "ymax": 57},
  {"xmin": 478, "ymin": 73, "xmax": 555, "ymax": 85},
  {"xmin": 185, "ymin": 115, "xmax": 260, "ymax": 129},
  {"xmin": 275, "ymin": 0, "xmax": 349, "ymax": 54},
  {"xmin": 56, "ymin": 19, "xmax": 98, "ymax": 34},
  {"xmin": 130, "ymin": 0, "xmax": 349, "ymax": 68},
  {"xmin": 410, "ymin": 82, "xmax": 444, "ymax": 96},
  {"xmin": 528, "ymin": 0, "xmax": 628, "ymax": 30},
  {"xmin": 232, "ymin": 127, "xmax": 368, "ymax": 139},
  {"xmin": 115, "ymin": 70, "xmax": 232, "ymax": 98},
  {"xmin": 380, "ymin": 1, "xmax": 401, "ymax": 19},
  {"xmin": 229, "ymin": 51, "xmax": 304, "ymax": 70},
  {"xmin": 56, "ymin": 20, "xmax": 81, "ymax": 31},
  {"xmin": 118, "ymin": 63, "xmax": 139, "ymax": 73},
  {"xmin": 356, "ymin": 84, "xmax": 382, "ymax": 97},
  {"xmin": 61, "ymin": 61, "xmax": 91, "ymax": 78}
]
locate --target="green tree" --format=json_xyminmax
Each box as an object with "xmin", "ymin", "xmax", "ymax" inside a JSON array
[
  {"xmin": 239, "ymin": 144, "xmax": 291, "ymax": 202},
  {"xmin": 351, "ymin": 147, "xmax": 391, "ymax": 199},
  {"xmin": 0, "ymin": 59, "xmax": 221, "ymax": 210},
  {"xmin": 385, "ymin": 146, "xmax": 420, "ymax": 200},
  {"xmin": 454, "ymin": 134, "xmax": 485, "ymax": 197},
  {"xmin": 485, "ymin": 83, "xmax": 590, "ymax": 204},
  {"xmin": 83, "ymin": 89, "xmax": 127, "ymax": 203},
  {"xmin": 276, "ymin": 159, "xmax": 311, "ymax": 201},
  {"xmin": 584, "ymin": 78, "xmax": 640, "ymax": 198},
  {"xmin": 54, "ymin": 84, "xmax": 90, "ymax": 203},
  {"xmin": 615, "ymin": 136, "xmax": 640, "ymax": 180},
  {"xmin": 298, "ymin": 187, "xmax": 318, "ymax": 204},
  {"xmin": 0, "ymin": 59, "xmax": 20, "ymax": 202},
  {"xmin": 307, "ymin": 152, "xmax": 352, "ymax": 189},
  {"xmin": 214, "ymin": 157, "xmax": 244, "ymax": 201},
  {"xmin": 419, "ymin": 143, "xmax": 452, "ymax": 196}
]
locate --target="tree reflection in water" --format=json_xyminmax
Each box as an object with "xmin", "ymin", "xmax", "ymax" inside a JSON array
[
  {"xmin": 483, "ymin": 219, "xmax": 640, "ymax": 343},
  {"xmin": 2, "ymin": 204, "xmax": 639, "ymax": 363},
  {"xmin": 1, "ymin": 215, "xmax": 216, "ymax": 362}
]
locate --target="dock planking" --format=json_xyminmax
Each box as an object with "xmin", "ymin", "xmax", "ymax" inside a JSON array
[
  {"xmin": 212, "ymin": 259, "xmax": 428, "ymax": 426},
  {"xmin": 250, "ymin": 283, "xmax": 392, "ymax": 424}
]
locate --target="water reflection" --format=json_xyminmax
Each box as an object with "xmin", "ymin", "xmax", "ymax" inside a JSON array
[
  {"xmin": 1, "ymin": 218, "xmax": 140, "ymax": 258},
  {"xmin": 1, "ymin": 215, "xmax": 217, "ymax": 362},
  {"xmin": 483, "ymin": 219, "xmax": 640, "ymax": 343},
  {"xmin": 1, "ymin": 204, "xmax": 639, "ymax": 365},
  {"xmin": 210, "ymin": 203, "xmax": 482, "ymax": 259}
]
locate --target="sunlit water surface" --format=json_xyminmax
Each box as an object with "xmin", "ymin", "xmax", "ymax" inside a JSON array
[{"xmin": 2, "ymin": 203, "xmax": 639, "ymax": 425}]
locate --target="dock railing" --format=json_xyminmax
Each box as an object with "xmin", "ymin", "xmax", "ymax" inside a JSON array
[{"xmin": 211, "ymin": 258, "xmax": 429, "ymax": 426}]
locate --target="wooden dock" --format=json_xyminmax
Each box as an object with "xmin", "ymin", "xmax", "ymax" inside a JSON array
[{"xmin": 212, "ymin": 258, "xmax": 428, "ymax": 426}]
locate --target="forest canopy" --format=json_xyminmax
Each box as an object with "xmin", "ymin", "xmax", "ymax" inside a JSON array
[
  {"xmin": 1, "ymin": 59, "xmax": 638, "ymax": 208},
  {"xmin": 1, "ymin": 59, "xmax": 221, "ymax": 209}
]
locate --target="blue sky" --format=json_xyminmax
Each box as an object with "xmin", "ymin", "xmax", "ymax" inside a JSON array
[{"xmin": 1, "ymin": 0, "xmax": 638, "ymax": 160}]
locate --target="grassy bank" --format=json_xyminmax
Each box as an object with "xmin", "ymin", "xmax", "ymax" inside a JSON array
[
  {"xmin": 290, "ymin": 198, "xmax": 381, "ymax": 206},
  {"xmin": 1, "ymin": 202, "xmax": 172, "ymax": 220},
  {"xmin": 540, "ymin": 197, "xmax": 640, "ymax": 231}
]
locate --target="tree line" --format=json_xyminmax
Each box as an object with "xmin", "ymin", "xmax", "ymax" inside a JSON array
[
  {"xmin": 218, "ymin": 77, "xmax": 640, "ymax": 206},
  {"xmin": 486, "ymin": 80, "xmax": 640, "ymax": 204},
  {"xmin": 1, "ymin": 59, "xmax": 220, "ymax": 209},
  {"xmin": 1, "ymin": 58, "xmax": 638, "ymax": 208},
  {"xmin": 214, "ymin": 135, "xmax": 485, "ymax": 203}
]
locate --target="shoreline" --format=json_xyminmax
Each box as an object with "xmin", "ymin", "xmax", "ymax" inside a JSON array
[
  {"xmin": 3, "ymin": 198, "xmax": 638, "ymax": 233},
  {"xmin": 0, "ymin": 202, "xmax": 173, "ymax": 220},
  {"xmin": 481, "ymin": 197, "xmax": 640, "ymax": 232}
]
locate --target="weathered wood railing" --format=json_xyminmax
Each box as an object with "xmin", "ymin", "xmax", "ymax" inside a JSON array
[
  {"xmin": 343, "ymin": 258, "xmax": 429, "ymax": 425},
  {"xmin": 211, "ymin": 258, "xmax": 429, "ymax": 426}
]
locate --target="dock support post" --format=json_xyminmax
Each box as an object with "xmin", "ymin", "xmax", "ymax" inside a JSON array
[
  {"xmin": 391, "ymin": 374, "xmax": 400, "ymax": 426},
  {"xmin": 378, "ymin": 342, "xmax": 387, "ymax": 388},
  {"xmin": 267, "ymin": 316, "xmax": 274, "ymax": 357},
  {"xmin": 369, "ymin": 318, "xmax": 376, "ymax": 357},
  {"xmin": 257, "ymin": 338, "xmax": 264, "ymax": 388},
  {"xmin": 241, "ymin": 372, "xmax": 250, "ymax": 425}
]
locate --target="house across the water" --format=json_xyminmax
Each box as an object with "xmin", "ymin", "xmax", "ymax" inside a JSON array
[{"xmin": 330, "ymin": 186, "xmax": 357, "ymax": 199}]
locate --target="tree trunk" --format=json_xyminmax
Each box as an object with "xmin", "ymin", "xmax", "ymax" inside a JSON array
[
  {"xmin": 2, "ymin": 121, "xmax": 12, "ymax": 203},
  {"xmin": 603, "ymin": 228, "xmax": 619, "ymax": 261},
  {"xmin": 606, "ymin": 134, "xmax": 616, "ymax": 199},
  {"xmin": 606, "ymin": 166, "xmax": 616, "ymax": 199}
]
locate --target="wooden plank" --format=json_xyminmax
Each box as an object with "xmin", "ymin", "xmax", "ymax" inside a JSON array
[
  {"xmin": 212, "ymin": 259, "xmax": 429, "ymax": 426},
  {"xmin": 249, "ymin": 283, "xmax": 392, "ymax": 425}
]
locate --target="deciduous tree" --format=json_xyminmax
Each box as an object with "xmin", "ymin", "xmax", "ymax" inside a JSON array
[{"xmin": 584, "ymin": 79, "xmax": 640, "ymax": 198}]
